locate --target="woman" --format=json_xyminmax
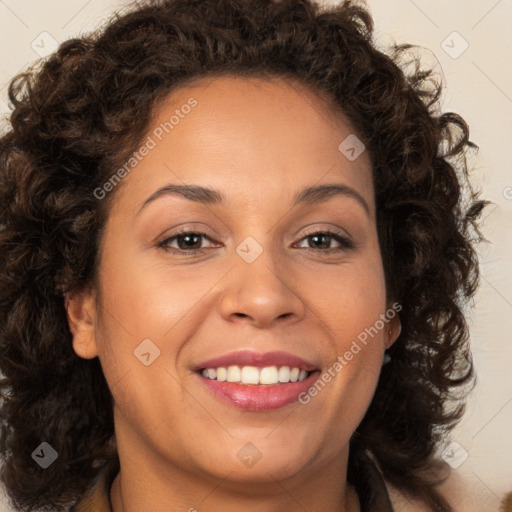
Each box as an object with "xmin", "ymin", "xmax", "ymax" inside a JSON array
[{"xmin": 0, "ymin": 0, "xmax": 489, "ymax": 511}]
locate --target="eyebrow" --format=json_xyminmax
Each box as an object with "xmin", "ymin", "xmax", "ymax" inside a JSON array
[{"xmin": 135, "ymin": 183, "xmax": 371, "ymax": 217}]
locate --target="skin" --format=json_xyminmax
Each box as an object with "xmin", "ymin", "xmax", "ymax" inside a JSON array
[{"xmin": 66, "ymin": 75, "xmax": 401, "ymax": 512}]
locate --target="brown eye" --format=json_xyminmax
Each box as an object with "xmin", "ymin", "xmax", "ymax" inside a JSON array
[
  {"xmin": 296, "ymin": 230, "xmax": 354, "ymax": 251},
  {"xmin": 158, "ymin": 230, "xmax": 219, "ymax": 254}
]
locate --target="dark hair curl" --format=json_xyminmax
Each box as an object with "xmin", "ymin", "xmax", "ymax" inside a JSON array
[{"xmin": 0, "ymin": 0, "xmax": 488, "ymax": 511}]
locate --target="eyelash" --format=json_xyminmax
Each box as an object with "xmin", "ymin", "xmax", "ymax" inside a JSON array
[{"xmin": 157, "ymin": 228, "xmax": 355, "ymax": 255}]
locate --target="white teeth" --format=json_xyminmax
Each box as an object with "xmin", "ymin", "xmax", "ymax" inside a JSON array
[
  {"xmin": 298, "ymin": 370, "xmax": 308, "ymax": 382},
  {"xmin": 241, "ymin": 366, "xmax": 260, "ymax": 384},
  {"xmin": 259, "ymin": 366, "xmax": 279, "ymax": 385},
  {"xmin": 216, "ymin": 367, "xmax": 227, "ymax": 381},
  {"xmin": 201, "ymin": 365, "xmax": 311, "ymax": 384},
  {"xmin": 277, "ymin": 366, "xmax": 290, "ymax": 382},
  {"xmin": 226, "ymin": 365, "xmax": 241, "ymax": 382}
]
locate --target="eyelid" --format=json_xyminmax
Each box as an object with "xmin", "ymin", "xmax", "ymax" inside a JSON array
[{"xmin": 299, "ymin": 224, "xmax": 352, "ymax": 240}]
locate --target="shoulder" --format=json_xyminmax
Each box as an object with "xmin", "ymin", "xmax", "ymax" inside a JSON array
[{"xmin": 385, "ymin": 467, "xmax": 498, "ymax": 512}]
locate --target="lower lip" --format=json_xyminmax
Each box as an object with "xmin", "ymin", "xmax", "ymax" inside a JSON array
[{"xmin": 196, "ymin": 371, "xmax": 321, "ymax": 411}]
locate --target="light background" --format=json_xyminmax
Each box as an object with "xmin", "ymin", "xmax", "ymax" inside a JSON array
[{"xmin": 0, "ymin": 1, "xmax": 511, "ymax": 511}]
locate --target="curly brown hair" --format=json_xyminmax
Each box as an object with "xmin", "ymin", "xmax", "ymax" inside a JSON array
[{"xmin": 0, "ymin": 0, "xmax": 488, "ymax": 511}]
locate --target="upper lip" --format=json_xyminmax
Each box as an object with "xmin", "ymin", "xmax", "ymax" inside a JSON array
[{"xmin": 194, "ymin": 350, "xmax": 319, "ymax": 372}]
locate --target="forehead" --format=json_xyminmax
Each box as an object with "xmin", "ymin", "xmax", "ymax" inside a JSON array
[
  {"xmin": 109, "ymin": 74, "xmax": 374, "ymax": 217},
  {"xmin": 155, "ymin": 74, "xmax": 361, "ymax": 148}
]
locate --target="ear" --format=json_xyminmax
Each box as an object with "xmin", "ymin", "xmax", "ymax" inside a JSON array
[
  {"xmin": 385, "ymin": 313, "xmax": 401, "ymax": 349},
  {"xmin": 65, "ymin": 286, "xmax": 99, "ymax": 359}
]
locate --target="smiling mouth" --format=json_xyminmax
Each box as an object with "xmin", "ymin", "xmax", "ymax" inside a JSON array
[
  {"xmin": 196, "ymin": 365, "xmax": 315, "ymax": 385},
  {"xmin": 195, "ymin": 366, "xmax": 322, "ymax": 411}
]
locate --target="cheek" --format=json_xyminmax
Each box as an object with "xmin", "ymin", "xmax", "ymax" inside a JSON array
[
  {"xmin": 324, "ymin": 251, "xmax": 387, "ymax": 347},
  {"xmin": 314, "ymin": 251, "xmax": 387, "ymax": 415},
  {"xmin": 91, "ymin": 251, "xmax": 226, "ymax": 415},
  {"xmin": 98, "ymin": 244, "xmax": 230, "ymax": 331}
]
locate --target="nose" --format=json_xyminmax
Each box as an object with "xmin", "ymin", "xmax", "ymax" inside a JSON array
[{"xmin": 219, "ymin": 249, "xmax": 306, "ymax": 329}]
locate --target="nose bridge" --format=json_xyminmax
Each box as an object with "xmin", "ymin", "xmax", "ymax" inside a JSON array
[{"xmin": 220, "ymin": 232, "xmax": 305, "ymax": 326}]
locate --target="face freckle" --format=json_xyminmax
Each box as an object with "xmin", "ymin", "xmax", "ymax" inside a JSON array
[{"xmin": 69, "ymin": 74, "xmax": 400, "ymax": 503}]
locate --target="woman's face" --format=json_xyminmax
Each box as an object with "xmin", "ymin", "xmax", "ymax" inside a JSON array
[{"xmin": 67, "ymin": 75, "xmax": 400, "ymax": 487}]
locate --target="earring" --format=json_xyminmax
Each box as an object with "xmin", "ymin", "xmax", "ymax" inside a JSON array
[{"xmin": 383, "ymin": 323, "xmax": 400, "ymax": 366}]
